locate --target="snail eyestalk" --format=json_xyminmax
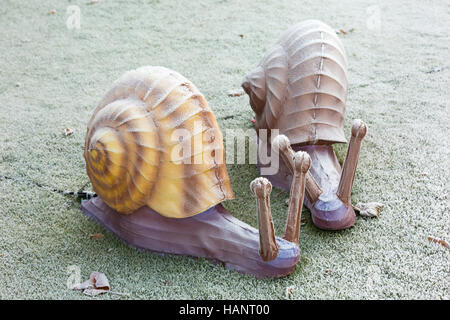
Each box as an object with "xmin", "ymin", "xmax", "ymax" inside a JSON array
[
  {"xmin": 283, "ymin": 151, "xmax": 311, "ymax": 244},
  {"xmin": 337, "ymin": 119, "xmax": 368, "ymax": 206},
  {"xmin": 272, "ymin": 135, "xmax": 322, "ymax": 205},
  {"xmin": 250, "ymin": 177, "xmax": 279, "ymax": 261}
]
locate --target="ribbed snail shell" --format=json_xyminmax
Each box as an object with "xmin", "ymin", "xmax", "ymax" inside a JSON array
[
  {"xmin": 242, "ymin": 20, "xmax": 348, "ymax": 145},
  {"xmin": 84, "ymin": 66, "xmax": 234, "ymax": 218}
]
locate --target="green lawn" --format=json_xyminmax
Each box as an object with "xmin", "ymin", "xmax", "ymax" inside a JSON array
[{"xmin": 0, "ymin": 0, "xmax": 448, "ymax": 299}]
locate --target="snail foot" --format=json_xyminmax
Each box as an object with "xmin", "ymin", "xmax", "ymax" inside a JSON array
[{"xmin": 81, "ymin": 197, "xmax": 299, "ymax": 278}]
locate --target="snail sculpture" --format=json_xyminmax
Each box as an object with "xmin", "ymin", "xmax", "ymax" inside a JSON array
[
  {"xmin": 242, "ymin": 20, "xmax": 368, "ymax": 230},
  {"xmin": 81, "ymin": 66, "xmax": 310, "ymax": 278}
]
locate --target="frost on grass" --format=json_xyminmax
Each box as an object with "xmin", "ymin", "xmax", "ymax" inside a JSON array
[{"xmin": 353, "ymin": 202, "xmax": 384, "ymax": 218}]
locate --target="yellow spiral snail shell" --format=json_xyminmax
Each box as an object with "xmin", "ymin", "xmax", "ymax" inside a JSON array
[{"xmin": 84, "ymin": 66, "xmax": 234, "ymax": 218}]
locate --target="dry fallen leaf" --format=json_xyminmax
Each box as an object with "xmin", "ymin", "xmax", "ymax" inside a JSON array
[
  {"xmin": 336, "ymin": 28, "xmax": 354, "ymax": 35},
  {"xmin": 72, "ymin": 272, "xmax": 129, "ymax": 297},
  {"xmin": 227, "ymin": 89, "xmax": 244, "ymax": 97},
  {"xmin": 353, "ymin": 202, "xmax": 383, "ymax": 217},
  {"xmin": 73, "ymin": 272, "xmax": 110, "ymax": 296},
  {"xmin": 90, "ymin": 233, "xmax": 104, "ymax": 240},
  {"xmin": 72, "ymin": 272, "xmax": 109, "ymax": 290},
  {"xmin": 64, "ymin": 127, "xmax": 74, "ymax": 136},
  {"xmin": 91, "ymin": 272, "xmax": 110, "ymax": 290},
  {"xmin": 285, "ymin": 286, "xmax": 295, "ymax": 299},
  {"xmin": 427, "ymin": 237, "xmax": 450, "ymax": 249}
]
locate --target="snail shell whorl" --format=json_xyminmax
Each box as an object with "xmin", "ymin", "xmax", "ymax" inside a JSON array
[
  {"xmin": 242, "ymin": 20, "xmax": 348, "ymax": 146},
  {"xmin": 85, "ymin": 66, "xmax": 234, "ymax": 218}
]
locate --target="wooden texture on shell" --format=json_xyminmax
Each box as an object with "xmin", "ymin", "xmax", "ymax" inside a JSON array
[
  {"xmin": 84, "ymin": 66, "xmax": 234, "ymax": 218},
  {"xmin": 242, "ymin": 20, "xmax": 348, "ymax": 146}
]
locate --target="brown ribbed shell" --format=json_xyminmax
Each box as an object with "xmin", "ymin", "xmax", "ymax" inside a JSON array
[
  {"xmin": 84, "ymin": 66, "xmax": 234, "ymax": 218},
  {"xmin": 242, "ymin": 20, "xmax": 348, "ymax": 145}
]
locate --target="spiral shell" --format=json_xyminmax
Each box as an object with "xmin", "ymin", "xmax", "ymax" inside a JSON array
[
  {"xmin": 84, "ymin": 66, "xmax": 234, "ymax": 218},
  {"xmin": 242, "ymin": 20, "xmax": 348, "ymax": 145}
]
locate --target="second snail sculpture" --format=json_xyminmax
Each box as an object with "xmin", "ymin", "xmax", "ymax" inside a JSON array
[{"xmin": 242, "ymin": 20, "xmax": 368, "ymax": 230}]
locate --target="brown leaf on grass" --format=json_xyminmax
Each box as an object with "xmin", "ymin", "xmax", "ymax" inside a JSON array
[
  {"xmin": 64, "ymin": 127, "xmax": 74, "ymax": 136},
  {"xmin": 353, "ymin": 202, "xmax": 383, "ymax": 217},
  {"xmin": 285, "ymin": 286, "xmax": 295, "ymax": 299},
  {"xmin": 90, "ymin": 272, "xmax": 110, "ymax": 290},
  {"xmin": 336, "ymin": 28, "xmax": 354, "ymax": 35},
  {"xmin": 90, "ymin": 233, "xmax": 104, "ymax": 240},
  {"xmin": 427, "ymin": 237, "xmax": 450, "ymax": 249},
  {"xmin": 227, "ymin": 89, "xmax": 244, "ymax": 97},
  {"xmin": 83, "ymin": 288, "xmax": 109, "ymax": 296},
  {"xmin": 73, "ymin": 272, "xmax": 110, "ymax": 295}
]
